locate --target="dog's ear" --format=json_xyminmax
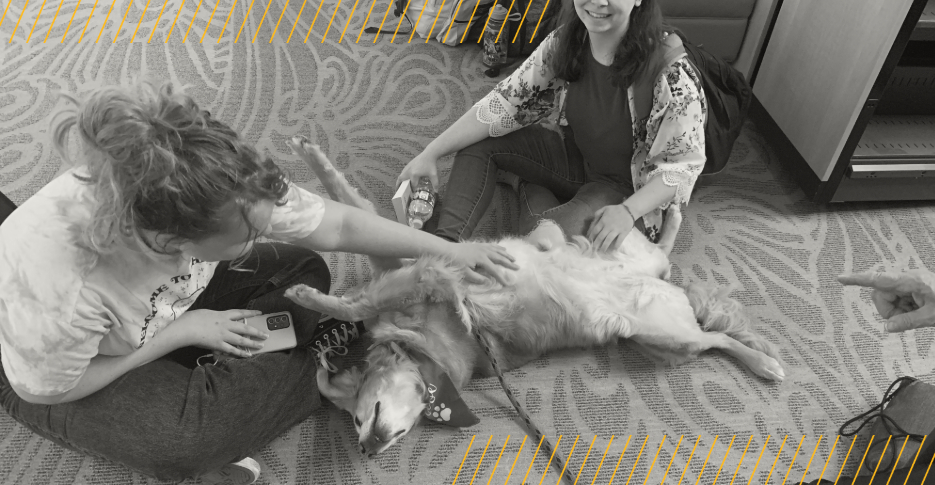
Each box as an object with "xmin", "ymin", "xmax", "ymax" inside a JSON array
[{"xmin": 317, "ymin": 366, "xmax": 363, "ymax": 414}]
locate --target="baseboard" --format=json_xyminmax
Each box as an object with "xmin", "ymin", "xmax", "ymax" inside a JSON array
[
  {"xmin": 748, "ymin": 94, "xmax": 825, "ymax": 201},
  {"xmin": 0, "ymin": 191, "xmax": 16, "ymax": 225}
]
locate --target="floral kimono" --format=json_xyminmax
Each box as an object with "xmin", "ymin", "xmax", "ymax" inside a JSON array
[{"xmin": 473, "ymin": 30, "xmax": 708, "ymax": 243}]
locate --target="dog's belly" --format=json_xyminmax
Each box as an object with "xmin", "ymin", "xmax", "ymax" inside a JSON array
[{"xmin": 468, "ymin": 241, "xmax": 649, "ymax": 357}]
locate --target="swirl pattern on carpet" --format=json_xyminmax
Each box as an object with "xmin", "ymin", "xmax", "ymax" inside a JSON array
[{"xmin": 1, "ymin": 0, "xmax": 934, "ymax": 483}]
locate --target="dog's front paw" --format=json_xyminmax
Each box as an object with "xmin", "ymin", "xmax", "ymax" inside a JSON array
[
  {"xmin": 284, "ymin": 284, "xmax": 326, "ymax": 309},
  {"xmin": 666, "ymin": 204, "xmax": 683, "ymax": 226}
]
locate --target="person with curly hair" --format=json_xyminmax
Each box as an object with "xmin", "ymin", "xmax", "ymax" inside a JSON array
[{"xmin": 0, "ymin": 80, "xmax": 517, "ymax": 484}]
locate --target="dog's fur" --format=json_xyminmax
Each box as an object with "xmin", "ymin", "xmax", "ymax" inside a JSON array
[{"xmin": 283, "ymin": 136, "xmax": 785, "ymax": 457}]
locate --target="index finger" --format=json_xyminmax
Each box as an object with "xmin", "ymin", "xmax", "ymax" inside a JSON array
[
  {"xmin": 462, "ymin": 267, "xmax": 489, "ymax": 285},
  {"xmin": 587, "ymin": 218, "xmax": 602, "ymax": 241},
  {"xmin": 477, "ymin": 262, "xmax": 510, "ymax": 286},
  {"xmin": 490, "ymin": 245, "xmax": 516, "ymax": 263},
  {"xmin": 491, "ymin": 252, "xmax": 519, "ymax": 270},
  {"xmin": 225, "ymin": 309, "xmax": 264, "ymax": 321},
  {"xmin": 838, "ymin": 272, "xmax": 907, "ymax": 292},
  {"xmin": 232, "ymin": 322, "xmax": 271, "ymax": 340}
]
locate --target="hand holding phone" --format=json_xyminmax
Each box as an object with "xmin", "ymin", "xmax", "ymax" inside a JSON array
[{"xmin": 237, "ymin": 311, "xmax": 298, "ymax": 354}]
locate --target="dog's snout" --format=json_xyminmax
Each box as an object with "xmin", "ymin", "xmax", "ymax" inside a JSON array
[{"xmin": 359, "ymin": 444, "xmax": 366, "ymax": 455}]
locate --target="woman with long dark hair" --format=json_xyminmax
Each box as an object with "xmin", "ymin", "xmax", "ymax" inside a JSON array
[{"xmin": 398, "ymin": 0, "xmax": 707, "ymax": 248}]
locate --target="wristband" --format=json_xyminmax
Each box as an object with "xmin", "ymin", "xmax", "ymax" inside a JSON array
[{"xmin": 622, "ymin": 204, "xmax": 638, "ymax": 224}]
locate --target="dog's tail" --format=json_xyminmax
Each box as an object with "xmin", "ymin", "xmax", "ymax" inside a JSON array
[{"xmin": 683, "ymin": 282, "xmax": 781, "ymax": 361}]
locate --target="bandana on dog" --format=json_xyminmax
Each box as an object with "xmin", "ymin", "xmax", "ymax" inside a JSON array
[{"xmin": 411, "ymin": 352, "xmax": 480, "ymax": 427}]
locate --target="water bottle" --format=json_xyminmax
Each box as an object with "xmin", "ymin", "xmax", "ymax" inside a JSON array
[
  {"xmin": 482, "ymin": 4, "xmax": 509, "ymax": 68},
  {"xmin": 407, "ymin": 177, "xmax": 436, "ymax": 230}
]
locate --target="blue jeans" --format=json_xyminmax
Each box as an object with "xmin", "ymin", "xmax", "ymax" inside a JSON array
[
  {"xmin": 0, "ymin": 243, "xmax": 330, "ymax": 481},
  {"xmin": 434, "ymin": 124, "xmax": 639, "ymax": 241}
]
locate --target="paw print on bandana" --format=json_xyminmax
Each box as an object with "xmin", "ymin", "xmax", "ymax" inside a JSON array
[{"xmin": 430, "ymin": 403, "xmax": 452, "ymax": 422}]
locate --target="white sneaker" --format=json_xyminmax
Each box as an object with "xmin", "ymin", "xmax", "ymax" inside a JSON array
[{"xmin": 200, "ymin": 457, "xmax": 261, "ymax": 485}]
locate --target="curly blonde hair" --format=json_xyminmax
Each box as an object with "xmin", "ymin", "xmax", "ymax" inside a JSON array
[{"xmin": 50, "ymin": 79, "xmax": 289, "ymax": 255}]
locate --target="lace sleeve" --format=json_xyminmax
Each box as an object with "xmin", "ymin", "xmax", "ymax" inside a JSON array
[
  {"xmin": 475, "ymin": 94, "xmax": 523, "ymax": 137},
  {"xmin": 648, "ymin": 165, "xmax": 703, "ymax": 205},
  {"xmin": 473, "ymin": 30, "xmax": 564, "ymax": 138},
  {"xmin": 644, "ymin": 59, "xmax": 707, "ymax": 205}
]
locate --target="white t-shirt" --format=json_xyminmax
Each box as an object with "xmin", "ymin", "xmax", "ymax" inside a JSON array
[{"xmin": 0, "ymin": 167, "xmax": 326, "ymax": 396}]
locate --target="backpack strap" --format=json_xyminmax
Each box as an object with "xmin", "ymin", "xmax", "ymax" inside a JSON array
[{"xmin": 632, "ymin": 32, "xmax": 686, "ymax": 123}]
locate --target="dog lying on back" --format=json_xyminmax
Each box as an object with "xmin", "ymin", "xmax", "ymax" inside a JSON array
[{"xmin": 283, "ymin": 136, "xmax": 785, "ymax": 457}]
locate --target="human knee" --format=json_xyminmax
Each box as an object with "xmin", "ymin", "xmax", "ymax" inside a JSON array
[
  {"xmin": 575, "ymin": 182, "xmax": 627, "ymax": 209},
  {"xmin": 455, "ymin": 138, "xmax": 500, "ymax": 167},
  {"xmin": 145, "ymin": 436, "xmax": 231, "ymax": 481},
  {"xmin": 266, "ymin": 243, "xmax": 331, "ymax": 293}
]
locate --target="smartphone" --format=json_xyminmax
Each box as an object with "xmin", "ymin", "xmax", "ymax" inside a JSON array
[{"xmin": 239, "ymin": 311, "xmax": 297, "ymax": 354}]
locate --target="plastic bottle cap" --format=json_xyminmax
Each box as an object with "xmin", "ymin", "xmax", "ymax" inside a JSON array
[{"xmin": 410, "ymin": 219, "xmax": 424, "ymax": 230}]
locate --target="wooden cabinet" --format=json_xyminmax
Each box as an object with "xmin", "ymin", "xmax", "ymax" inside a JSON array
[{"xmin": 750, "ymin": 0, "xmax": 934, "ymax": 202}]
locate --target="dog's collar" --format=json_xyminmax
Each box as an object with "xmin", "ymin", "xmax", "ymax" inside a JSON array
[{"xmin": 407, "ymin": 348, "xmax": 480, "ymax": 428}]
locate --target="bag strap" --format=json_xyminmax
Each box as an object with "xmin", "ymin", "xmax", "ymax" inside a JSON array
[
  {"xmin": 839, "ymin": 376, "xmax": 917, "ymax": 437},
  {"xmin": 632, "ymin": 32, "xmax": 686, "ymax": 124},
  {"xmin": 838, "ymin": 376, "xmax": 928, "ymax": 475}
]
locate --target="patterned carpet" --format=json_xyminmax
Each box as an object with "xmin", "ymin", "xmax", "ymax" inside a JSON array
[{"xmin": 2, "ymin": 0, "xmax": 935, "ymax": 483}]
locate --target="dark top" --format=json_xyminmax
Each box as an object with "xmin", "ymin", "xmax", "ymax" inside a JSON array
[{"xmin": 564, "ymin": 52, "xmax": 635, "ymax": 189}]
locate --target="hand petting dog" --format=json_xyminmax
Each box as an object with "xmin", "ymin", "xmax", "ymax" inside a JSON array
[
  {"xmin": 588, "ymin": 203, "xmax": 637, "ymax": 252},
  {"xmin": 447, "ymin": 243, "xmax": 518, "ymax": 285},
  {"xmin": 285, "ymin": 135, "xmax": 518, "ymax": 286}
]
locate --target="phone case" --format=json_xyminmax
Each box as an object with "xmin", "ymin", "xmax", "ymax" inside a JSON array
[{"xmin": 241, "ymin": 311, "xmax": 297, "ymax": 353}]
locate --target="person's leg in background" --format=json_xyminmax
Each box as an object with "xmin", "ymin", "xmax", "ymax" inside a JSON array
[
  {"xmin": 431, "ymin": 124, "xmax": 586, "ymax": 242},
  {"xmin": 518, "ymin": 180, "xmax": 637, "ymax": 239},
  {"xmin": 0, "ymin": 242, "xmax": 338, "ymax": 483}
]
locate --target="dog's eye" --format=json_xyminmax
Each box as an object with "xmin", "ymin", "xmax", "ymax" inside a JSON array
[{"xmin": 354, "ymin": 417, "xmax": 361, "ymax": 427}]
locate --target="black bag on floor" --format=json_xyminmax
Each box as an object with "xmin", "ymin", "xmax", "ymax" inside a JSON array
[{"xmin": 838, "ymin": 376, "xmax": 935, "ymax": 476}]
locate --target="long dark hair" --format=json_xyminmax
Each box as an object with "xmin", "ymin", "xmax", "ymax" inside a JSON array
[{"xmin": 549, "ymin": 0, "xmax": 666, "ymax": 88}]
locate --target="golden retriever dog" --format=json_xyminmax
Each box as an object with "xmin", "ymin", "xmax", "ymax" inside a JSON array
[{"xmin": 283, "ymin": 136, "xmax": 785, "ymax": 458}]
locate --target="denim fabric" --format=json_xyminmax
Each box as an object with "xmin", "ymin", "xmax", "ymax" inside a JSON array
[
  {"xmin": 434, "ymin": 124, "xmax": 637, "ymax": 241},
  {"xmin": 0, "ymin": 242, "xmax": 330, "ymax": 481}
]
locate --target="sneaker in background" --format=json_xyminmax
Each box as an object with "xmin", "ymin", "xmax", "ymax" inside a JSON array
[
  {"xmin": 311, "ymin": 317, "xmax": 365, "ymax": 371},
  {"xmin": 200, "ymin": 457, "xmax": 260, "ymax": 485}
]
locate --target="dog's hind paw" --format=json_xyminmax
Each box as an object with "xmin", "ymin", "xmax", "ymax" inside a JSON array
[{"xmin": 288, "ymin": 136, "xmax": 335, "ymax": 170}]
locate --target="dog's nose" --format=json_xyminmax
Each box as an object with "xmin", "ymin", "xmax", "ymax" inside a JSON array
[{"xmin": 359, "ymin": 444, "xmax": 366, "ymax": 455}]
